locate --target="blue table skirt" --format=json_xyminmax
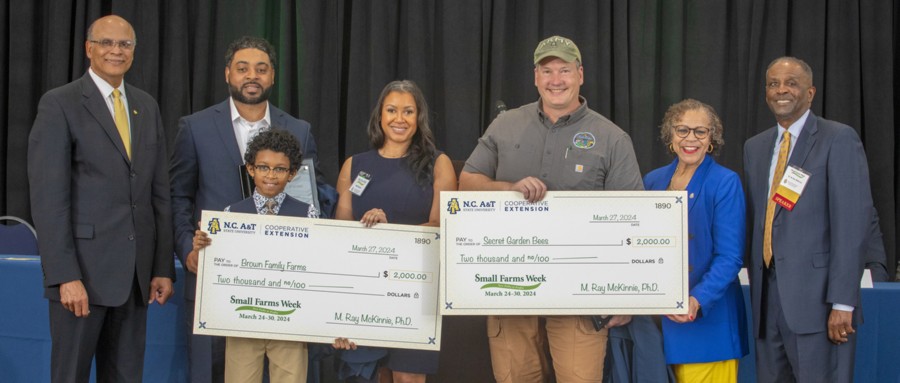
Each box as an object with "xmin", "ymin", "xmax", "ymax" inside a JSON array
[
  {"xmin": 0, "ymin": 255, "xmax": 187, "ymax": 382},
  {"xmin": 737, "ymin": 283, "xmax": 900, "ymax": 382},
  {"xmin": 2, "ymin": 255, "xmax": 898, "ymax": 382}
]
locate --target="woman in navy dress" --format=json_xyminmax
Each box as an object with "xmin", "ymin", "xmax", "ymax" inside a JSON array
[
  {"xmin": 643, "ymin": 99, "xmax": 748, "ymax": 382},
  {"xmin": 332, "ymin": 80, "xmax": 457, "ymax": 383}
]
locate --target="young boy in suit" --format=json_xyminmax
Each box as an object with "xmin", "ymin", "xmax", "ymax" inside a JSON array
[{"xmin": 192, "ymin": 128, "xmax": 316, "ymax": 382}]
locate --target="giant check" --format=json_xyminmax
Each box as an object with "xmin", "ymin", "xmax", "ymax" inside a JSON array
[
  {"xmin": 194, "ymin": 211, "xmax": 442, "ymax": 351},
  {"xmin": 440, "ymin": 191, "xmax": 688, "ymax": 315}
]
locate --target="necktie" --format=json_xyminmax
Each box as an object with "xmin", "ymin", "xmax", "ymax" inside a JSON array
[
  {"xmin": 264, "ymin": 199, "xmax": 277, "ymax": 215},
  {"xmin": 763, "ymin": 130, "xmax": 791, "ymax": 268},
  {"xmin": 112, "ymin": 89, "xmax": 131, "ymax": 159}
]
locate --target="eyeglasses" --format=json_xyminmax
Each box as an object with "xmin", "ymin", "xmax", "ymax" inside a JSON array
[
  {"xmin": 252, "ymin": 165, "xmax": 290, "ymax": 176},
  {"xmin": 89, "ymin": 39, "xmax": 135, "ymax": 51},
  {"xmin": 673, "ymin": 125, "xmax": 710, "ymax": 139}
]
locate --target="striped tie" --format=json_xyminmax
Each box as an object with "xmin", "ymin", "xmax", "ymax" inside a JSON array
[{"xmin": 763, "ymin": 130, "xmax": 791, "ymax": 268}]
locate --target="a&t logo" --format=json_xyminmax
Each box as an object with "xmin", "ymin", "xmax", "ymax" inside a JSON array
[
  {"xmin": 447, "ymin": 198, "xmax": 460, "ymax": 214},
  {"xmin": 208, "ymin": 218, "xmax": 221, "ymax": 234}
]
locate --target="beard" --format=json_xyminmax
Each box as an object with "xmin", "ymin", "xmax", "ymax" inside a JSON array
[{"xmin": 229, "ymin": 82, "xmax": 272, "ymax": 105}]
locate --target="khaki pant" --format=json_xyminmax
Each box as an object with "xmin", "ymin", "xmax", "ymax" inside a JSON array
[
  {"xmin": 224, "ymin": 337, "xmax": 308, "ymax": 383},
  {"xmin": 487, "ymin": 315, "xmax": 607, "ymax": 383}
]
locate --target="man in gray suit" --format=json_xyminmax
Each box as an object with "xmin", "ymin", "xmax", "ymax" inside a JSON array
[
  {"xmin": 28, "ymin": 15, "xmax": 175, "ymax": 382},
  {"xmin": 170, "ymin": 36, "xmax": 323, "ymax": 383},
  {"xmin": 744, "ymin": 56, "xmax": 872, "ymax": 382}
]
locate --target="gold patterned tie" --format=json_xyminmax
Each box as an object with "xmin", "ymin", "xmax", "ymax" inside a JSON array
[
  {"xmin": 112, "ymin": 89, "xmax": 131, "ymax": 159},
  {"xmin": 264, "ymin": 199, "xmax": 277, "ymax": 215},
  {"xmin": 763, "ymin": 130, "xmax": 791, "ymax": 268}
]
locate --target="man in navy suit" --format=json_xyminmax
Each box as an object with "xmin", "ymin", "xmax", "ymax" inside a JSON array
[
  {"xmin": 744, "ymin": 56, "xmax": 873, "ymax": 382},
  {"xmin": 29, "ymin": 15, "xmax": 175, "ymax": 382},
  {"xmin": 169, "ymin": 36, "xmax": 324, "ymax": 382}
]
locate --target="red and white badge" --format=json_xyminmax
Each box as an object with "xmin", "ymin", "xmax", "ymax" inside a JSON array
[{"xmin": 772, "ymin": 165, "xmax": 811, "ymax": 211}]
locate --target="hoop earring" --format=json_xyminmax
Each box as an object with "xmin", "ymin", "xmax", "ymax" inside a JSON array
[
  {"xmin": 668, "ymin": 143, "xmax": 676, "ymax": 153},
  {"xmin": 707, "ymin": 143, "xmax": 714, "ymax": 153}
]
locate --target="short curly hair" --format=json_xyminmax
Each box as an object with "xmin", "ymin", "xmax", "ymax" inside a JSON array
[
  {"xmin": 244, "ymin": 128, "xmax": 303, "ymax": 172},
  {"xmin": 659, "ymin": 98, "xmax": 725, "ymax": 156},
  {"xmin": 225, "ymin": 36, "xmax": 276, "ymax": 69}
]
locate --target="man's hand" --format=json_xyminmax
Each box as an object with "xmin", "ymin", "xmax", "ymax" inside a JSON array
[
  {"xmin": 149, "ymin": 277, "xmax": 174, "ymax": 305},
  {"xmin": 827, "ymin": 309, "xmax": 854, "ymax": 344},
  {"xmin": 606, "ymin": 315, "xmax": 632, "ymax": 328},
  {"xmin": 510, "ymin": 176, "xmax": 548, "ymax": 203},
  {"xmin": 59, "ymin": 280, "xmax": 90, "ymax": 317}
]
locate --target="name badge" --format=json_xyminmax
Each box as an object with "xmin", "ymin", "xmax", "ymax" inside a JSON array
[
  {"xmin": 350, "ymin": 171, "xmax": 372, "ymax": 196},
  {"xmin": 772, "ymin": 165, "xmax": 810, "ymax": 211}
]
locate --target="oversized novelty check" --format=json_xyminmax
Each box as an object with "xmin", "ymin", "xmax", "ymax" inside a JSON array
[
  {"xmin": 194, "ymin": 211, "xmax": 442, "ymax": 351},
  {"xmin": 440, "ymin": 191, "xmax": 688, "ymax": 315}
]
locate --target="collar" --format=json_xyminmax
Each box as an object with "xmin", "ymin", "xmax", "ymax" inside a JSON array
[
  {"xmin": 537, "ymin": 96, "xmax": 589, "ymax": 126},
  {"xmin": 229, "ymin": 98, "xmax": 272, "ymax": 126},
  {"xmin": 663, "ymin": 154, "xmax": 716, "ymax": 212},
  {"xmin": 777, "ymin": 109, "xmax": 811, "ymax": 139},
  {"xmin": 88, "ymin": 68, "xmax": 125, "ymax": 99},
  {"xmin": 252, "ymin": 189, "xmax": 287, "ymax": 215}
]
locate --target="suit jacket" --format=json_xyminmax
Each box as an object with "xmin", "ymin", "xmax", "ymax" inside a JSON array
[
  {"xmin": 743, "ymin": 112, "xmax": 871, "ymax": 336},
  {"xmin": 28, "ymin": 72, "xmax": 174, "ymax": 306},
  {"xmin": 644, "ymin": 155, "xmax": 748, "ymax": 363},
  {"xmin": 170, "ymin": 99, "xmax": 320, "ymax": 299},
  {"xmin": 226, "ymin": 194, "xmax": 311, "ymax": 217}
]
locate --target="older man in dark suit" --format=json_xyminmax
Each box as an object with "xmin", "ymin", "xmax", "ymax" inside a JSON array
[
  {"xmin": 28, "ymin": 15, "xmax": 175, "ymax": 382},
  {"xmin": 744, "ymin": 56, "xmax": 873, "ymax": 382}
]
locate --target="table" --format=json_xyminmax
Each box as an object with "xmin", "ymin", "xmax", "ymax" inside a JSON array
[
  {"xmin": 0, "ymin": 255, "xmax": 188, "ymax": 382},
  {"xmin": 2, "ymin": 255, "xmax": 898, "ymax": 382},
  {"xmin": 737, "ymin": 283, "xmax": 900, "ymax": 382}
]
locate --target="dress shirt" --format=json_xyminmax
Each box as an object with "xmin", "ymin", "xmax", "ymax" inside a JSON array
[
  {"xmin": 225, "ymin": 190, "xmax": 286, "ymax": 215},
  {"xmin": 229, "ymin": 98, "xmax": 271, "ymax": 157},
  {"xmin": 767, "ymin": 110, "xmax": 809, "ymax": 189},
  {"xmin": 88, "ymin": 68, "xmax": 130, "ymax": 133}
]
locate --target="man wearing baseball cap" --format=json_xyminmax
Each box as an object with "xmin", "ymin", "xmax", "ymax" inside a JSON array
[{"xmin": 460, "ymin": 36, "xmax": 644, "ymax": 382}]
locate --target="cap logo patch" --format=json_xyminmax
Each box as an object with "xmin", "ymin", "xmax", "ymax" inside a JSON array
[{"xmin": 573, "ymin": 132, "xmax": 596, "ymax": 149}]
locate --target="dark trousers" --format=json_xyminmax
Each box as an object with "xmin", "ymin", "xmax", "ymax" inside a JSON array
[
  {"xmin": 49, "ymin": 278, "xmax": 147, "ymax": 383},
  {"xmin": 756, "ymin": 268, "xmax": 856, "ymax": 383},
  {"xmin": 185, "ymin": 297, "xmax": 226, "ymax": 383}
]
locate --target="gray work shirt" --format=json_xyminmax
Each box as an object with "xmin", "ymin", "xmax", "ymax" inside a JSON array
[{"xmin": 464, "ymin": 97, "xmax": 643, "ymax": 191}]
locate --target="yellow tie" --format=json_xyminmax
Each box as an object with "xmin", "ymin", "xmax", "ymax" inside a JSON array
[
  {"xmin": 763, "ymin": 130, "xmax": 791, "ymax": 268},
  {"xmin": 112, "ymin": 89, "xmax": 131, "ymax": 159}
]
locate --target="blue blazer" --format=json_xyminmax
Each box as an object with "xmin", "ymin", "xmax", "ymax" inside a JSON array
[
  {"xmin": 170, "ymin": 99, "xmax": 320, "ymax": 300},
  {"xmin": 743, "ymin": 113, "xmax": 870, "ymax": 337},
  {"xmin": 644, "ymin": 155, "xmax": 748, "ymax": 364}
]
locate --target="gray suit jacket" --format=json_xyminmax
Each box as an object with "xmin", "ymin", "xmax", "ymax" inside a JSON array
[
  {"xmin": 29, "ymin": 72, "xmax": 175, "ymax": 307},
  {"xmin": 744, "ymin": 112, "xmax": 871, "ymax": 336},
  {"xmin": 169, "ymin": 99, "xmax": 320, "ymax": 299}
]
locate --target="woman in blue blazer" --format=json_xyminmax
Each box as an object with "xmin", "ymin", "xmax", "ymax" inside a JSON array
[{"xmin": 643, "ymin": 99, "xmax": 748, "ymax": 382}]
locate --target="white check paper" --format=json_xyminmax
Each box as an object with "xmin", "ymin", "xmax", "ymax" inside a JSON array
[
  {"xmin": 440, "ymin": 191, "xmax": 688, "ymax": 315},
  {"xmin": 194, "ymin": 211, "xmax": 442, "ymax": 350}
]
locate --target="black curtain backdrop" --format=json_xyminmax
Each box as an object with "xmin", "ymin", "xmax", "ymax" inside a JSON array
[{"xmin": 1, "ymin": 1, "xmax": 896, "ymax": 269}]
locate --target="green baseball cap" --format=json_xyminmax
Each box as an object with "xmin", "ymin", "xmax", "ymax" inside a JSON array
[{"xmin": 533, "ymin": 35, "xmax": 582, "ymax": 65}]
